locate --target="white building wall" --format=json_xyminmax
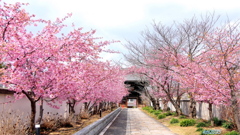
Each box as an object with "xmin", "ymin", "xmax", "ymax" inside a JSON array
[
  {"xmin": 159, "ymin": 100, "xmax": 221, "ymax": 120},
  {"xmin": 0, "ymin": 93, "xmax": 84, "ymax": 121},
  {"xmin": 0, "ymin": 93, "xmax": 30, "ymax": 117}
]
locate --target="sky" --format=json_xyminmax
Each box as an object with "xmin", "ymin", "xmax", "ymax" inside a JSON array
[{"xmin": 5, "ymin": 0, "xmax": 240, "ymax": 65}]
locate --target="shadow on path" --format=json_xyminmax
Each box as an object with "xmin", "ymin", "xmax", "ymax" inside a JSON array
[{"xmin": 104, "ymin": 109, "xmax": 128, "ymax": 135}]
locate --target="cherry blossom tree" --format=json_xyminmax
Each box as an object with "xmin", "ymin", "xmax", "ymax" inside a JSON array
[
  {"xmin": 195, "ymin": 24, "xmax": 240, "ymax": 130},
  {"xmin": 65, "ymin": 61, "xmax": 128, "ymax": 116},
  {"xmin": 0, "ymin": 1, "xmax": 127, "ymax": 132},
  {"xmin": 142, "ymin": 48, "xmax": 184, "ymax": 114},
  {"xmin": 124, "ymin": 13, "xmax": 219, "ymax": 116}
]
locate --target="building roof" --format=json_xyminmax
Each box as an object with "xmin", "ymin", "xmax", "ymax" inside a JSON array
[{"xmin": 0, "ymin": 88, "xmax": 15, "ymax": 94}]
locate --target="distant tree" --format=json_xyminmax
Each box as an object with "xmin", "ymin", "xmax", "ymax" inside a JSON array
[
  {"xmin": 125, "ymin": 12, "xmax": 240, "ymax": 131},
  {"xmin": 124, "ymin": 12, "xmax": 219, "ymax": 116}
]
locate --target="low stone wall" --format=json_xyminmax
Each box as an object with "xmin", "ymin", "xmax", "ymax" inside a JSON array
[{"xmin": 74, "ymin": 107, "xmax": 122, "ymax": 135}]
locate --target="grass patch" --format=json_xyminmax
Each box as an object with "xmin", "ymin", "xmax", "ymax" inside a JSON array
[
  {"xmin": 225, "ymin": 130, "xmax": 240, "ymax": 135},
  {"xmin": 179, "ymin": 115, "xmax": 186, "ymax": 119},
  {"xmin": 140, "ymin": 108, "xmax": 229, "ymax": 135},
  {"xmin": 149, "ymin": 110, "xmax": 155, "ymax": 113},
  {"xmin": 141, "ymin": 108, "xmax": 200, "ymax": 135},
  {"xmin": 180, "ymin": 119, "xmax": 196, "ymax": 127},
  {"xmin": 222, "ymin": 122, "xmax": 234, "ymax": 129},
  {"xmin": 163, "ymin": 111, "xmax": 176, "ymax": 116},
  {"xmin": 142, "ymin": 106, "xmax": 154, "ymax": 111},
  {"xmin": 213, "ymin": 117, "xmax": 225, "ymax": 126},
  {"xmin": 196, "ymin": 127, "xmax": 203, "ymax": 132},
  {"xmin": 170, "ymin": 118, "xmax": 179, "ymax": 124},
  {"xmin": 171, "ymin": 112, "xmax": 177, "ymax": 116},
  {"xmin": 196, "ymin": 122, "xmax": 209, "ymax": 127},
  {"xmin": 153, "ymin": 111, "xmax": 161, "ymax": 116},
  {"xmin": 158, "ymin": 114, "xmax": 166, "ymax": 119}
]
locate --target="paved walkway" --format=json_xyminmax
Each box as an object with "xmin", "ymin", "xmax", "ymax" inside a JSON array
[{"xmin": 102, "ymin": 108, "xmax": 177, "ymax": 135}]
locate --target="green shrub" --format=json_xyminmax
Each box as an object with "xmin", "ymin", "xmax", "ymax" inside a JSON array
[
  {"xmin": 199, "ymin": 131, "xmax": 205, "ymax": 135},
  {"xmin": 196, "ymin": 122, "xmax": 208, "ymax": 127},
  {"xmin": 224, "ymin": 130, "xmax": 240, "ymax": 135},
  {"xmin": 179, "ymin": 115, "xmax": 186, "ymax": 119},
  {"xmin": 199, "ymin": 131, "xmax": 204, "ymax": 135},
  {"xmin": 196, "ymin": 127, "xmax": 203, "ymax": 132},
  {"xmin": 158, "ymin": 114, "xmax": 166, "ymax": 119},
  {"xmin": 180, "ymin": 119, "xmax": 196, "ymax": 127},
  {"xmin": 213, "ymin": 117, "xmax": 225, "ymax": 126},
  {"xmin": 149, "ymin": 110, "xmax": 155, "ymax": 113},
  {"xmin": 153, "ymin": 111, "xmax": 161, "ymax": 116},
  {"xmin": 159, "ymin": 109, "xmax": 163, "ymax": 112},
  {"xmin": 222, "ymin": 122, "xmax": 234, "ymax": 129},
  {"xmin": 163, "ymin": 111, "xmax": 172, "ymax": 116},
  {"xmin": 170, "ymin": 118, "xmax": 179, "ymax": 124},
  {"xmin": 142, "ymin": 106, "xmax": 153, "ymax": 111},
  {"xmin": 171, "ymin": 112, "xmax": 177, "ymax": 116}
]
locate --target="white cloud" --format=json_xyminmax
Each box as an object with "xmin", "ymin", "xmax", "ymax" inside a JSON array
[
  {"xmin": 25, "ymin": 0, "xmax": 146, "ymax": 28},
  {"xmin": 170, "ymin": 0, "xmax": 240, "ymax": 10}
]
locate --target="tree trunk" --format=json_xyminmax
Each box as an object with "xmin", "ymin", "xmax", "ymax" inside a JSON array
[
  {"xmin": 101, "ymin": 102, "xmax": 105, "ymax": 111},
  {"xmin": 68, "ymin": 99, "xmax": 76, "ymax": 118},
  {"xmin": 233, "ymin": 103, "xmax": 240, "ymax": 132},
  {"xmin": 170, "ymin": 100, "xmax": 182, "ymax": 116},
  {"xmin": 93, "ymin": 105, "xmax": 98, "ymax": 115},
  {"xmin": 103, "ymin": 102, "xmax": 107, "ymax": 111},
  {"xmin": 30, "ymin": 100, "xmax": 36, "ymax": 132},
  {"xmin": 98, "ymin": 102, "xmax": 103, "ymax": 113},
  {"xmin": 156, "ymin": 98, "xmax": 160, "ymax": 110},
  {"xmin": 189, "ymin": 94, "xmax": 196, "ymax": 118},
  {"xmin": 84, "ymin": 102, "xmax": 88, "ymax": 111},
  {"xmin": 21, "ymin": 90, "xmax": 38, "ymax": 133},
  {"xmin": 88, "ymin": 102, "xmax": 97, "ymax": 115},
  {"xmin": 36, "ymin": 98, "xmax": 44, "ymax": 125},
  {"xmin": 174, "ymin": 104, "xmax": 182, "ymax": 116},
  {"xmin": 232, "ymin": 91, "xmax": 240, "ymax": 132},
  {"xmin": 144, "ymin": 89, "xmax": 157, "ymax": 109},
  {"xmin": 166, "ymin": 93, "xmax": 182, "ymax": 115},
  {"xmin": 163, "ymin": 100, "xmax": 168, "ymax": 112},
  {"xmin": 150, "ymin": 97, "xmax": 157, "ymax": 110},
  {"xmin": 106, "ymin": 102, "xmax": 109, "ymax": 110},
  {"xmin": 110, "ymin": 102, "xmax": 113, "ymax": 111},
  {"xmin": 208, "ymin": 103, "xmax": 214, "ymax": 126}
]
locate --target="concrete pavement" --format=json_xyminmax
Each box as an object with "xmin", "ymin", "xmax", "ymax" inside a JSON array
[{"xmin": 102, "ymin": 108, "xmax": 177, "ymax": 135}]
